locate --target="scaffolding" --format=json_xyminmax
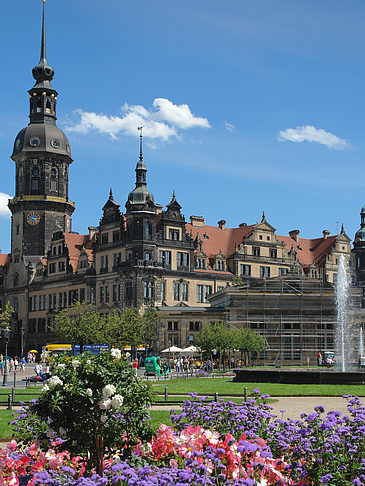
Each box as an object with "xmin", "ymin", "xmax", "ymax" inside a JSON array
[{"xmin": 225, "ymin": 275, "xmax": 336, "ymax": 365}]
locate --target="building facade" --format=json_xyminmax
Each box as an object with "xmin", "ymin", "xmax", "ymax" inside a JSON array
[{"xmin": 0, "ymin": 5, "xmax": 354, "ymax": 359}]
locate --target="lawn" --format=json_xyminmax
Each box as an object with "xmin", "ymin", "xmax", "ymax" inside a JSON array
[{"xmin": 150, "ymin": 377, "xmax": 365, "ymax": 397}]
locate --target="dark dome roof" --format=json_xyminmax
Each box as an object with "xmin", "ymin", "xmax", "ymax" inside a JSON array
[{"xmin": 12, "ymin": 123, "xmax": 72, "ymax": 159}]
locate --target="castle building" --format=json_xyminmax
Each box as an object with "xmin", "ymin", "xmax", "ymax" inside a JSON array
[{"xmin": 0, "ymin": 5, "xmax": 353, "ymax": 359}]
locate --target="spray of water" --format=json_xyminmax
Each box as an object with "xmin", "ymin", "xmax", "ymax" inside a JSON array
[
  {"xmin": 360, "ymin": 327, "xmax": 364, "ymax": 357},
  {"xmin": 335, "ymin": 255, "xmax": 350, "ymax": 372}
]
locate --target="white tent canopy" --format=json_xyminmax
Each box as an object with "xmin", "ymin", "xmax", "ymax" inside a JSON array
[
  {"xmin": 161, "ymin": 345, "xmax": 183, "ymax": 353},
  {"xmin": 181, "ymin": 345, "xmax": 200, "ymax": 354}
]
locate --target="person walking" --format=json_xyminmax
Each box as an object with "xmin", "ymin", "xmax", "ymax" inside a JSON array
[{"xmin": 21, "ymin": 357, "xmax": 26, "ymax": 372}]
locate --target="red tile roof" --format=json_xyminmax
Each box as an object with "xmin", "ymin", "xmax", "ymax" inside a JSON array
[
  {"xmin": 277, "ymin": 235, "xmax": 337, "ymax": 268},
  {"xmin": 63, "ymin": 234, "xmax": 94, "ymax": 272},
  {"xmin": 185, "ymin": 222, "xmax": 339, "ymax": 271},
  {"xmin": 185, "ymin": 223, "xmax": 255, "ymax": 259},
  {"xmin": 0, "ymin": 253, "xmax": 10, "ymax": 267}
]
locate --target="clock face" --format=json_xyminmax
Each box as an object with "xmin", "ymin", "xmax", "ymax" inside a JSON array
[{"xmin": 27, "ymin": 212, "xmax": 40, "ymax": 226}]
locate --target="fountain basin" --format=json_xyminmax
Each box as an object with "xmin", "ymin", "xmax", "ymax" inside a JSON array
[{"xmin": 233, "ymin": 368, "xmax": 365, "ymax": 385}]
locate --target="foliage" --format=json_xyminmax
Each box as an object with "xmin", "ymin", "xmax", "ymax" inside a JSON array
[
  {"xmin": 54, "ymin": 302, "xmax": 107, "ymax": 349},
  {"xmin": 12, "ymin": 350, "xmax": 153, "ymax": 470},
  {"xmin": 194, "ymin": 321, "xmax": 266, "ymax": 365},
  {"xmin": 55, "ymin": 302, "xmax": 159, "ymax": 356},
  {"xmin": 0, "ymin": 302, "xmax": 14, "ymax": 329}
]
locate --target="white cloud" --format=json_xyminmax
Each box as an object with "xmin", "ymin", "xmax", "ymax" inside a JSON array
[
  {"xmin": 0, "ymin": 193, "xmax": 11, "ymax": 218},
  {"xmin": 66, "ymin": 98, "xmax": 210, "ymax": 141},
  {"xmin": 224, "ymin": 121, "xmax": 236, "ymax": 132},
  {"xmin": 278, "ymin": 125, "xmax": 349, "ymax": 150}
]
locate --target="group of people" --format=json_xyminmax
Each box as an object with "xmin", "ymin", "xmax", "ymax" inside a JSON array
[
  {"xmin": 317, "ymin": 351, "xmax": 335, "ymax": 367},
  {"xmin": 0, "ymin": 355, "xmax": 27, "ymax": 374}
]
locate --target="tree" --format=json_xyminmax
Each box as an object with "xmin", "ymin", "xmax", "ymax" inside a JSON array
[
  {"xmin": 234, "ymin": 327, "xmax": 266, "ymax": 366},
  {"xmin": 194, "ymin": 321, "xmax": 233, "ymax": 368},
  {"xmin": 54, "ymin": 302, "xmax": 107, "ymax": 350},
  {"xmin": 0, "ymin": 302, "xmax": 14, "ymax": 329}
]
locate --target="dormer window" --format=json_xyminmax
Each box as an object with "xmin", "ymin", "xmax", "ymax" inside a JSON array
[
  {"xmin": 196, "ymin": 258, "xmax": 206, "ymax": 269},
  {"xmin": 169, "ymin": 229, "xmax": 179, "ymax": 240},
  {"xmin": 101, "ymin": 233, "xmax": 109, "ymax": 244}
]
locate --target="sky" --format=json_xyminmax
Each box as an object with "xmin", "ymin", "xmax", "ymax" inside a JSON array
[{"xmin": 0, "ymin": 0, "xmax": 365, "ymax": 253}]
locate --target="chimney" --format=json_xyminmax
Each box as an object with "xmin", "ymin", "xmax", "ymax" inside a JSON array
[
  {"xmin": 218, "ymin": 219, "xmax": 226, "ymax": 231},
  {"xmin": 88, "ymin": 226, "xmax": 98, "ymax": 240},
  {"xmin": 155, "ymin": 204, "xmax": 163, "ymax": 215},
  {"xmin": 322, "ymin": 230, "xmax": 330, "ymax": 240},
  {"xmin": 190, "ymin": 215, "xmax": 205, "ymax": 227},
  {"xmin": 289, "ymin": 229, "xmax": 300, "ymax": 242}
]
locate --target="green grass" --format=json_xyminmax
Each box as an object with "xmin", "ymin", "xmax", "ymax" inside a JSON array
[
  {"xmin": 149, "ymin": 410, "xmax": 173, "ymax": 431},
  {"xmin": 0, "ymin": 410, "xmax": 16, "ymax": 440},
  {"xmin": 150, "ymin": 377, "xmax": 365, "ymax": 397}
]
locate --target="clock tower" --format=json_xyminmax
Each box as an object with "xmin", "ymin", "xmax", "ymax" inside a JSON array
[{"xmin": 8, "ymin": 2, "xmax": 74, "ymax": 262}]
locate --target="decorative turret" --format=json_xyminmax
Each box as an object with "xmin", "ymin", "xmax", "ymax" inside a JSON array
[{"xmin": 126, "ymin": 127, "xmax": 155, "ymax": 212}]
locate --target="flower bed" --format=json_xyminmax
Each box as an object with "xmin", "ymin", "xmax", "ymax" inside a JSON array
[{"xmin": 1, "ymin": 356, "xmax": 364, "ymax": 486}]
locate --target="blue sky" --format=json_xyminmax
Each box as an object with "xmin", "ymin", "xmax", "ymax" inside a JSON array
[{"xmin": 0, "ymin": 0, "xmax": 365, "ymax": 253}]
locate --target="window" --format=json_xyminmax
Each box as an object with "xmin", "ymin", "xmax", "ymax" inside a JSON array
[
  {"xmin": 68, "ymin": 289, "xmax": 78, "ymax": 306},
  {"xmin": 39, "ymin": 295, "xmax": 47, "ymax": 310},
  {"xmin": 177, "ymin": 252, "xmax": 189, "ymax": 267},
  {"xmin": 144, "ymin": 281, "xmax": 154, "ymax": 299},
  {"xmin": 145, "ymin": 222, "xmax": 152, "ymax": 240},
  {"xmin": 32, "ymin": 180, "xmax": 39, "ymax": 190},
  {"xmin": 240, "ymin": 264, "xmax": 251, "ymax": 276},
  {"xmin": 161, "ymin": 281, "xmax": 166, "ymax": 301},
  {"xmin": 197, "ymin": 285, "xmax": 204, "ymax": 303},
  {"xmin": 182, "ymin": 283, "xmax": 188, "ymax": 301},
  {"xmin": 173, "ymin": 282, "xmax": 180, "ymax": 301},
  {"xmin": 260, "ymin": 266, "xmax": 270, "ymax": 278},
  {"xmin": 196, "ymin": 258, "xmax": 206, "ymax": 269},
  {"xmin": 216, "ymin": 259, "xmax": 225, "ymax": 270},
  {"xmin": 100, "ymin": 255, "xmax": 109, "ymax": 271},
  {"xmin": 159, "ymin": 250, "xmax": 171, "ymax": 266},
  {"xmin": 28, "ymin": 319, "xmax": 37, "ymax": 333},
  {"xmin": 100, "ymin": 286, "xmax": 105, "ymax": 303},
  {"xmin": 58, "ymin": 261, "xmax": 65, "ymax": 272},
  {"xmin": 279, "ymin": 268, "xmax": 288, "ymax": 276},
  {"xmin": 50, "ymin": 181, "xmax": 58, "ymax": 192},
  {"xmin": 168, "ymin": 321, "xmax": 178, "ymax": 331},
  {"xmin": 169, "ymin": 229, "xmax": 179, "ymax": 240},
  {"xmin": 102, "ymin": 233, "xmax": 109, "ymax": 244},
  {"xmin": 16, "ymin": 224, "xmax": 19, "ymax": 235},
  {"xmin": 14, "ymin": 253, "xmax": 20, "ymax": 263},
  {"xmin": 80, "ymin": 288, "xmax": 85, "ymax": 303},
  {"xmin": 38, "ymin": 318, "xmax": 46, "ymax": 333},
  {"xmin": 126, "ymin": 282, "xmax": 132, "ymax": 300},
  {"xmin": 189, "ymin": 321, "xmax": 200, "ymax": 331},
  {"xmin": 259, "ymin": 235, "xmax": 262, "ymax": 240},
  {"xmin": 112, "ymin": 285, "xmax": 118, "ymax": 302},
  {"xmin": 145, "ymin": 252, "xmax": 151, "ymax": 261},
  {"xmin": 205, "ymin": 285, "xmax": 212, "ymax": 300},
  {"xmin": 105, "ymin": 286, "xmax": 109, "ymax": 303},
  {"xmin": 253, "ymin": 247, "xmax": 260, "ymax": 257},
  {"xmin": 89, "ymin": 287, "xmax": 95, "ymax": 303},
  {"xmin": 58, "ymin": 245, "xmax": 62, "ymax": 255},
  {"xmin": 14, "ymin": 273, "xmax": 19, "ymax": 286},
  {"xmin": 112, "ymin": 230, "xmax": 120, "ymax": 242},
  {"xmin": 50, "ymin": 168, "xmax": 57, "ymax": 178},
  {"xmin": 333, "ymin": 273, "xmax": 337, "ymax": 284},
  {"xmin": 49, "ymin": 262, "xmax": 56, "ymax": 274},
  {"xmin": 217, "ymin": 286, "xmax": 224, "ymax": 292},
  {"xmin": 29, "ymin": 296, "xmax": 37, "ymax": 312},
  {"xmin": 270, "ymin": 249, "xmax": 277, "ymax": 258}
]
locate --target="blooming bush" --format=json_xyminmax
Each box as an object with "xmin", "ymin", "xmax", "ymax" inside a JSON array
[{"xmin": 12, "ymin": 350, "xmax": 153, "ymax": 471}]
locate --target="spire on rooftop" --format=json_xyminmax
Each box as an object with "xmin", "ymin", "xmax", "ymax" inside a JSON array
[{"xmin": 31, "ymin": 0, "xmax": 55, "ymax": 89}]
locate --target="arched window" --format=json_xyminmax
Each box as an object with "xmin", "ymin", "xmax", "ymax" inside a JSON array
[
  {"xmin": 144, "ymin": 221, "xmax": 152, "ymax": 240},
  {"xmin": 46, "ymin": 100, "xmax": 51, "ymax": 114}
]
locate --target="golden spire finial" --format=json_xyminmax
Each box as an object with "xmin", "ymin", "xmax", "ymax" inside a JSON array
[{"xmin": 43, "ymin": 0, "xmax": 46, "ymax": 4}]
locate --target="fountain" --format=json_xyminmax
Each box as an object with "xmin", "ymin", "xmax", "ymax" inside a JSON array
[
  {"xmin": 335, "ymin": 254, "xmax": 350, "ymax": 372},
  {"xmin": 360, "ymin": 326, "xmax": 364, "ymax": 358}
]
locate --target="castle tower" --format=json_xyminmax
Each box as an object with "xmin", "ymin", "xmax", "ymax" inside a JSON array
[{"xmin": 8, "ymin": 2, "xmax": 75, "ymax": 263}]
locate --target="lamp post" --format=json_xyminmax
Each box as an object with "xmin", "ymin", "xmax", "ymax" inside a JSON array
[
  {"xmin": 20, "ymin": 328, "xmax": 24, "ymax": 358},
  {"xmin": 2, "ymin": 327, "xmax": 11, "ymax": 387},
  {"xmin": 168, "ymin": 339, "xmax": 171, "ymax": 363}
]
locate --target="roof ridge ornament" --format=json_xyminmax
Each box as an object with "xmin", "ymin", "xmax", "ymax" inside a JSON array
[{"xmin": 138, "ymin": 126, "xmax": 143, "ymax": 161}]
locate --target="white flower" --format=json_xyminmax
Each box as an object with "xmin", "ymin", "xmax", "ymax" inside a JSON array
[
  {"xmin": 48, "ymin": 376, "xmax": 63, "ymax": 387},
  {"xmin": 71, "ymin": 359, "xmax": 80, "ymax": 368},
  {"xmin": 110, "ymin": 348, "xmax": 121, "ymax": 360},
  {"xmin": 102, "ymin": 384, "xmax": 116, "ymax": 398},
  {"xmin": 42, "ymin": 384, "xmax": 49, "ymax": 392},
  {"xmin": 86, "ymin": 388, "xmax": 93, "ymax": 397},
  {"xmin": 110, "ymin": 394, "xmax": 124, "ymax": 408},
  {"xmin": 64, "ymin": 384, "xmax": 72, "ymax": 392},
  {"xmin": 86, "ymin": 359, "xmax": 91, "ymax": 365},
  {"xmin": 59, "ymin": 427, "xmax": 67, "ymax": 436},
  {"xmin": 56, "ymin": 363, "xmax": 66, "ymax": 369},
  {"xmin": 100, "ymin": 415, "xmax": 108, "ymax": 423},
  {"xmin": 99, "ymin": 399, "xmax": 112, "ymax": 410},
  {"xmin": 46, "ymin": 428, "xmax": 57, "ymax": 439}
]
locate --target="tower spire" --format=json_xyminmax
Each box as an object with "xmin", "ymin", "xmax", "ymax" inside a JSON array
[
  {"xmin": 41, "ymin": 0, "xmax": 47, "ymax": 62},
  {"xmin": 138, "ymin": 126, "xmax": 143, "ymax": 161}
]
